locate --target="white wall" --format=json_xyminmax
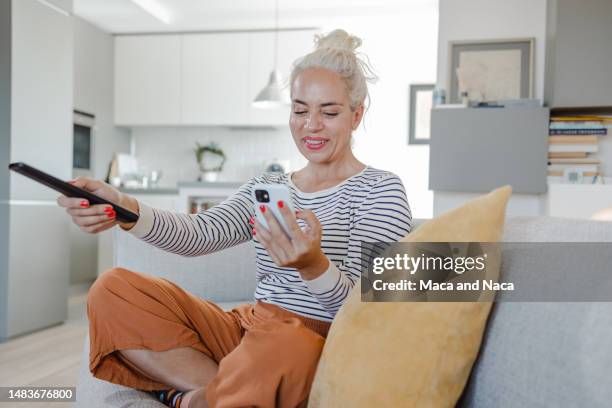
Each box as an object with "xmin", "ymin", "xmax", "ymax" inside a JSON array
[
  {"xmin": 436, "ymin": 0, "xmax": 547, "ymax": 100},
  {"xmin": 133, "ymin": 127, "xmax": 306, "ymax": 185},
  {"xmin": 432, "ymin": 0, "xmax": 548, "ymax": 217},
  {"xmin": 134, "ymin": 3, "xmax": 439, "ymax": 218},
  {"xmin": 337, "ymin": 9, "xmax": 438, "ymax": 219}
]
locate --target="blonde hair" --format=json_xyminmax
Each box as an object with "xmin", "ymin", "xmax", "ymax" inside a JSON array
[{"xmin": 290, "ymin": 29, "xmax": 378, "ymax": 111}]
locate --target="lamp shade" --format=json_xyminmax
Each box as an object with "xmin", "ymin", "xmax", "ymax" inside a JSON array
[{"xmin": 253, "ymin": 70, "xmax": 290, "ymax": 109}]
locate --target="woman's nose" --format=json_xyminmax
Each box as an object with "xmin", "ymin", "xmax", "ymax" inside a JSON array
[{"xmin": 305, "ymin": 113, "xmax": 323, "ymax": 131}]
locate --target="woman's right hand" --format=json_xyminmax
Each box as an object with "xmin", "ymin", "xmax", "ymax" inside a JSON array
[{"xmin": 56, "ymin": 177, "xmax": 139, "ymax": 234}]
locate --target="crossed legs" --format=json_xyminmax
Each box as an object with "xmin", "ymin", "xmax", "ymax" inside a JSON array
[
  {"xmin": 117, "ymin": 347, "xmax": 216, "ymax": 407},
  {"xmin": 87, "ymin": 268, "xmax": 325, "ymax": 408}
]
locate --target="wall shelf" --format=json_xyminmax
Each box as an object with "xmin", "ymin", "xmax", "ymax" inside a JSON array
[{"xmin": 550, "ymin": 106, "xmax": 612, "ymax": 115}]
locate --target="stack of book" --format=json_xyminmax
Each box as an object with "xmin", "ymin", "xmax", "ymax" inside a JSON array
[{"xmin": 547, "ymin": 115, "xmax": 609, "ymax": 178}]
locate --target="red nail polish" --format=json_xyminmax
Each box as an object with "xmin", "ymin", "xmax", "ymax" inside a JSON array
[
  {"xmin": 277, "ymin": 200, "xmax": 284, "ymax": 208},
  {"xmin": 80, "ymin": 201, "xmax": 88, "ymax": 207},
  {"xmin": 104, "ymin": 207, "xmax": 112, "ymax": 213},
  {"xmin": 295, "ymin": 210, "xmax": 300, "ymax": 215},
  {"xmin": 107, "ymin": 212, "xmax": 115, "ymax": 218},
  {"xmin": 259, "ymin": 205, "xmax": 266, "ymax": 213},
  {"xmin": 252, "ymin": 228, "xmax": 256, "ymax": 235}
]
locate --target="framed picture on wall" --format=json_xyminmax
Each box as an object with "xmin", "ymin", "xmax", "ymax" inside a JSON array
[
  {"xmin": 408, "ymin": 84, "xmax": 434, "ymax": 145},
  {"xmin": 448, "ymin": 38, "xmax": 534, "ymax": 103}
]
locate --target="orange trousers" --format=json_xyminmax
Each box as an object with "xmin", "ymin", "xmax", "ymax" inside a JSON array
[{"xmin": 87, "ymin": 267, "xmax": 331, "ymax": 408}]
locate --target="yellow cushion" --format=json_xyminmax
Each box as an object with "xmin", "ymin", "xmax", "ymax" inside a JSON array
[{"xmin": 308, "ymin": 186, "xmax": 512, "ymax": 408}]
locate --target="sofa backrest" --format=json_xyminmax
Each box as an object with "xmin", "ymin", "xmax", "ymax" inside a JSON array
[
  {"xmin": 113, "ymin": 229, "xmax": 257, "ymax": 302},
  {"xmin": 459, "ymin": 217, "xmax": 612, "ymax": 407}
]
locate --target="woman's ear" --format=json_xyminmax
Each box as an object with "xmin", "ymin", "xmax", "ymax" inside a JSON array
[{"xmin": 352, "ymin": 104, "xmax": 365, "ymax": 130}]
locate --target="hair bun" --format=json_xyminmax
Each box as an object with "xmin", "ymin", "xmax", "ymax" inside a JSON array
[
  {"xmin": 290, "ymin": 28, "xmax": 377, "ymax": 111},
  {"xmin": 315, "ymin": 29, "xmax": 362, "ymax": 52}
]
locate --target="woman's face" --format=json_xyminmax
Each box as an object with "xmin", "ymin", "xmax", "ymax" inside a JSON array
[{"xmin": 289, "ymin": 67, "xmax": 364, "ymax": 165}]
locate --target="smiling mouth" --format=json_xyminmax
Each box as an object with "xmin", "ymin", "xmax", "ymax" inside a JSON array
[{"xmin": 303, "ymin": 138, "xmax": 329, "ymax": 151}]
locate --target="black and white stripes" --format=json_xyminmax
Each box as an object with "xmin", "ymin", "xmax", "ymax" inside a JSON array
[{"xmin": 127, "ymin": 166, "xmax": 412, "ymax": 321}]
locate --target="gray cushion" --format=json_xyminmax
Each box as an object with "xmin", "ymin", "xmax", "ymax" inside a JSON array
[
  {"xmin": 459, "ymin": 217, "xmax": 612, "ymax": 407},
  {"xmin": 503, "ymin": 216, "xmax": 612, "ymax": 242}
]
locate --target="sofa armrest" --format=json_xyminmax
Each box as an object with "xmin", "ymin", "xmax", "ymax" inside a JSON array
[{"xmin": 112, "ymin": 229, "xmax": 256, "ymax": 302}]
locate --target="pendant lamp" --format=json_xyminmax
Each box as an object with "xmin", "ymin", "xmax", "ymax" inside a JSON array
[{"xmin": 253, "ymin": 0, "xmax": 289, "ymax": 108}]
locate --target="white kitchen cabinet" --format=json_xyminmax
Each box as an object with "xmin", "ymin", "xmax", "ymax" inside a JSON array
[
  {"xmin": 247, "ymin": 30, "xmax": 316, "ymax": 126},
  {"xmin": 114, "ymin": 35, "xmax": 181, "ymax": 125},
  {"xmin": 114, "ymin": 30, "xmax": 317, "ymax": 127},
  {"xmin": 182, "ymin": 33, "xmax": 250, "ymax": 125}
]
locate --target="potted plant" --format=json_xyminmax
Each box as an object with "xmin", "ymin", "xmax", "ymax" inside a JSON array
[{"xmin": 194, "ymin": 142, "xmax": 226, "ymax": 182}]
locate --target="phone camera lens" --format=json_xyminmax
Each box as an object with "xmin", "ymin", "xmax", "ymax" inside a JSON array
[{"xmin": 255, "ymin": 189, "xmax": 270, "ymax": 203}]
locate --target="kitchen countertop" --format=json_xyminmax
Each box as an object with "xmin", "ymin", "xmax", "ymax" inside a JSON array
[
  {"xmin": 177, "ymin": 181, "xmax": 244, "ymax": 188},
  {"xmin": 118, "ymin": 181, "xmax": 246, "ymax": 195},
  {"xmin": 118, "ymin": 187, "xmax": 179, "ymax": 195}
]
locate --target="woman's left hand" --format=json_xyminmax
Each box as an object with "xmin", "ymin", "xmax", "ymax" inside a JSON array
[{"xmin": 252, "ymin": 201, "xmax": 329, "ymax": 280}]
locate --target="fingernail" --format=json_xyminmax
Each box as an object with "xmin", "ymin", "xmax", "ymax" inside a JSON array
[
  {"xmin": 107, "ymin": 212, "xmax": 115, "ymax": 218},
  {"xmin": 249, "ymin": 217, "xmax": 254, "ymax": 225},
  {"xmin": 80, "ymin": 200, "xmax": 88, "ymax": 207},
  {"xmin": 259, "ymin": 205, "xmax": 266, "ymax": 213},
  {"xmin": 104, "ymin": 207, "xmax": 113, "ymax": 213},
  {"xmin": 295, "ymin": 210, "xmax": 300, "ymax": 215},
  {"xmin": 68, "ymin": 180, "xmax": 76, "ymax": 184},
  {"xmin": 252, "ymin": 228, "xmax": 256, "ymax": 235},
  {"xmin": 277, "ymin": 200, "xmax": 284, "ymax": 208}
]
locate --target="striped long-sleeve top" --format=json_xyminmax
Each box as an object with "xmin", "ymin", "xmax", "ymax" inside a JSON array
[{"xmin": 126, "ymin": 166, "xmax": 412, "ymax": 322}]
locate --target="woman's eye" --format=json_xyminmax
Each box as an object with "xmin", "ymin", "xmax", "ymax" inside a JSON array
[
  {"xmin": 293, "ymin": 111, "xmax": 307, "ymax": 115},
  {"xmin": 323, "ymin": 112, "xmax": 339, "ymax": 117}
]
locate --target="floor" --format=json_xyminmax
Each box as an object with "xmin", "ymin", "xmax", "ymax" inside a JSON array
[{"xmin": 0, "ymin": 282, "xmax": 92, "ymax": 408}]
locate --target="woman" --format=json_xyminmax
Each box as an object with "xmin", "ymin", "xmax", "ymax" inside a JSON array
[{"xmin": 58, "ymin": 29, "xmax": 412, "ymax": 408}]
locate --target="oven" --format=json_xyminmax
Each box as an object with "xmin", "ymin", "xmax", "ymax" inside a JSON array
[{"xmin": 72, "ymin": 109, "xmax": 95, "ymax": 178}]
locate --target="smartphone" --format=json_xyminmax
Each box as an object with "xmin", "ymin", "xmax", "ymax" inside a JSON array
[
  {"xmin": 8, "ymin": 162, "xmax": 139, "ymax": 223},
  {"xmin": 252, "ymin": 183, "xmax": 295, "ymax": 238}
]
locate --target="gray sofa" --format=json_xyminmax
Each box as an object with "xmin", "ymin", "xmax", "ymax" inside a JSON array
[{"xmin": 76, "ymin": 217, "xmax": 612, "ymax": 407}]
